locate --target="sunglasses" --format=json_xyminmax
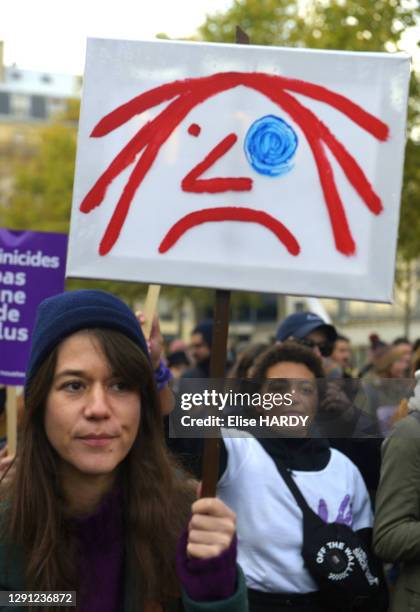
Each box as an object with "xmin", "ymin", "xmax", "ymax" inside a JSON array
[{"xmin": 293, "ymin": 337, "xmax": 333, "ymax": 358}]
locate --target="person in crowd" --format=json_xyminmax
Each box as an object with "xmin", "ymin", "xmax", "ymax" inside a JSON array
[
  {"xmin": 276, "ymin": 312, "xmax": 338, "ymax": 361},
  {"xmin": 392, "ymin": 336, "xmax": 412, "ymax": 360},
  {"xmin": 217, "ymin": 342, "xmax": 381, "ymax": 612},
  {"xmin": 228, "ymin": 343, "xmax": 269, "ymax": 380},
  {"xmin": 169, "ymin": 338, "xmax": 189, "ymax": 354},
  {"xmin": 276, "ymin": 313, "xmax": 383, "ymax": 498},
  {"xmin": 392, "ymin": 346, "xmax": 420, "ymax": 424},
  {"xmin": 167, "ymin": 350, "xmax": 191, "ymax": 395},
  {"xmin": 372, "ymin": 343, "xmax": 411, "ymax": 381},
  {"xmin": 330, "ymin": 334, "xmax": 353, "ymax": 378},
  {"xmin": 276, "ymin": 311, "xmax": 346, "ymax": 380},
  {"xmin": 167, "ymin": 350, "xmax": 191, "ymax": 380},
  {"xmin": 373, "ymin": 370, "xmax": 420, "ymax": 612},
  {"xmin": 358, "ymin": 334, "xmax": 387, "ymax": 379},
  {"xmin": 0, "ymin": 290, "xmax": 247, "ymax": 612},
  {"xmin": 275, "ymin": 312, "xmax": 358, "ymax": 425},
  {"xmin": 360, "ymin": 343, "xmax": 412, "ymax": 436},
  {"xmin": 182, "ymin": 321, "xmax": 213, "ymax": 379}
]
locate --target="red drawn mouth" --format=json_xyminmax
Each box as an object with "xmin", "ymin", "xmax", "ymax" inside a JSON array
[{"xmin": 158, "ymin": 206, "xmax": 300, "ymax": 255}]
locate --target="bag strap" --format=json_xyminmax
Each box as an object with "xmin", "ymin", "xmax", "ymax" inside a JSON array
[{"xmin": 272, "ymin": 459, "xmax": 324, "ymax": 526}]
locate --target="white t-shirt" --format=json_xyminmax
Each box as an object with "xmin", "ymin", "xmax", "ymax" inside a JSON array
[{"xmin": 217, "ymin": 431, "xmax": 373, "ymax": 594}]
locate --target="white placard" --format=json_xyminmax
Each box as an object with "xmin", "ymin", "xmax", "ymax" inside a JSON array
[{"xmin": 67, "ymin": 38, "xmax": 410, "ymax": 302}]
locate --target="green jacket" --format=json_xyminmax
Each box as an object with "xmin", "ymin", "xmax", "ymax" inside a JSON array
[
  {"xmin": 0, "ymin": 541, "xmax": 248, "ymax": 612},
  {"xmin": 373, "ymin": 413, "xmax": 420, "ymax": 612}
]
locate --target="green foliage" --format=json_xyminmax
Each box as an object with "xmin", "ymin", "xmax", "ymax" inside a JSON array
[
  {"xmin": 198, "ymin": 0, "xmax": 420, "ymax": 264},
  {"xmin": 296, "ymin": 0, "xmax": 418, "ymax": 52},
  {"xmin": 399, "ymin": 138, "xmax": 420, "ymax": 262},
  {"xmin": 1, "ymin": 123, "xmax": 76, "ymax": 234},
  {"xmin": 198, "ymin": 0, "xmax": 300, "ymax": 46},
  {"xmin": 198, "ymin": 0, "xmax": 418, "ymax": 50}
]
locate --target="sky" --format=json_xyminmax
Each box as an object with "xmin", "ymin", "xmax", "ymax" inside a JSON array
[
  {"xmin": 0, "ymin": 0, "xmax": 232, "ymax": 74},
  {"xmin": 1, "ymin": 0, "xmax": 418, "ymax": 76}
]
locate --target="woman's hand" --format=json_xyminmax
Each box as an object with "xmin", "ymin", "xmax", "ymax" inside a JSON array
[
  {"xmin": 135, "ymin": 311, "xmax": 164, "ymax": 370},
  {"xmin": 187, "ymin": 497, "xmax": 236, "ymax": 560},
  {"xmin": 135, "ymin": 310, "xmax": 174, "ymax": 415}
]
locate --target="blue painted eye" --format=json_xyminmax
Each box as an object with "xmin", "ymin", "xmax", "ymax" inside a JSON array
[{"xmin": 244, "ymin": 114, "xmax": 298, "ymax": 177}]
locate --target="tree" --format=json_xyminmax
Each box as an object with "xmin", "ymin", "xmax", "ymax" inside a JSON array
[
  {"xmin": 0, "ymin": 107, "xmax": 148, "ymax": 306},
  {"xmin": 294, "ymin": 0, "xmax": 417, "ymax": 52},
  {"xmin": 197, "ymin": 0, "xmax": 420, "ymax": 263},
  {"xmin": 198, "ymin": 0, "xmax": 300, "ymax": 46},
  {"xmin": 1, "ymin": 122, "xmax": 77, "ymax": 234},
  {"xmin": 398, "ymin": 75, "xmax": 420, "ymax": 263}
]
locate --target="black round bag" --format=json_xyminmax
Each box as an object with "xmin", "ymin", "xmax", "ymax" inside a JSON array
[{"xmin": 277, "ymin": 462, "xmax": 388, "ymax": 610}]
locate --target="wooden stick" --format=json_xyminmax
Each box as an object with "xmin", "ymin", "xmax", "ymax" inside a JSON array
[
  {"xmin": 6, "ymin": 386, "xmax": 17, "ymax": 457},
  {"xmin": 201, "ymin": 27, "xmax": 251, "ymax": 499},
  {"xmin": 201, "ymin": 289, "xmax": 231, "ymax": 498},
  {"xmin": 143, "ymin": 284, "xmax": 161, "ymax": 338},
  {"xmin": 235, "ymin": 25, "xmax": 250, "ymax": 45}
]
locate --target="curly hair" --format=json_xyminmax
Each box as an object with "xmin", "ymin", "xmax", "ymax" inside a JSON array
[{"xmin": 252, "ymin": 341, "xmax": 325, "ymax": 381}]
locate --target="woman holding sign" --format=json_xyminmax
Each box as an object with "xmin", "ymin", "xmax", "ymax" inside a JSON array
[{"xmin": 0, "ymin": 290, "xmax": 246, "ymax": 612}]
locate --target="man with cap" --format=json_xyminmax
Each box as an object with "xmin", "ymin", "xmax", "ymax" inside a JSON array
[
  {"xmin": 276, "ymin": 311, "xmax": 354, "ymax": 423},
  {"xmin": 276, "ymin": 311, "xmax": 338, "ymax": 361},
  {"xmin": 276, "ymin": 312, "xmax": 351, "ymax": 379}
]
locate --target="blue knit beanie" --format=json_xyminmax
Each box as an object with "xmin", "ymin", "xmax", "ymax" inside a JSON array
[{"xmin": 25, "ymin": 290, "xmax": 149, "ymax": 395}]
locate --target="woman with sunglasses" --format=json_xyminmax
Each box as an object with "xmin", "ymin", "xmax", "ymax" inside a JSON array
[{"xmin": 0, "ymin": 290, "xmax": 246, "ymax": 612}]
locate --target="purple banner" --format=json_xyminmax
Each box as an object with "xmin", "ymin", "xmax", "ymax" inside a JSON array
[{"xmin": 0, "ymin": 229, "xmax": 68, "ymax": 386}]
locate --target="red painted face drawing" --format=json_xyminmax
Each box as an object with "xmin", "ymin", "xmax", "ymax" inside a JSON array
[{"xmin": 79, "ymin": 72, "xmax": 389, "ymax": 258}]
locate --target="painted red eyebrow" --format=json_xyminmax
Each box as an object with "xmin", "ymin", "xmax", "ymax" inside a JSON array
[
  {"xmin": 182, "ymin": 133, "xmax": 252, "ymax": 194},
  {"xmin": 91, "ymin": 73, "xmax": 388, "ymax": 140}
]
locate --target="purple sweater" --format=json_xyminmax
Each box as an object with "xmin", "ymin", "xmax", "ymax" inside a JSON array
[
  {"xmin": 73, "ymin": 488, "xmax": 124, "ymax": 612},
  {"xmin": 72, "ymin": 489, "xmax": 236, "ymax": 611}
]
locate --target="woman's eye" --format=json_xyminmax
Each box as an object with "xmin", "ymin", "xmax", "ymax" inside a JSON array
[
  {"xmin": 61, "ymin": 380, "xmax": 83, "ymax": 392},
  {"xmin": 111, "ymin": 381, "xmax": 130, "ymax": 392}
]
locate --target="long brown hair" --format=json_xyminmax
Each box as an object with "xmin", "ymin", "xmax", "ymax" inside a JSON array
[{"xmin": 3, "ymin": 329, "xmax": 193, "ymax": 609}]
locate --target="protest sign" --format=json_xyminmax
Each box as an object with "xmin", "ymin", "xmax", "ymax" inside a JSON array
[
  {"xmin": 67, "ymin": 38, "xmax": 409, "ymax": 302},
  {"xmin": 0, "ymin": 229, "xmax": 68, "ymax": 386}
]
